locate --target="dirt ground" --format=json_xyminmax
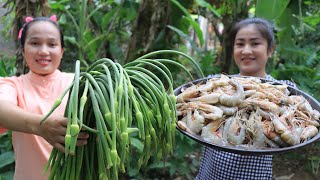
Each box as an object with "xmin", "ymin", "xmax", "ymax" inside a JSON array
[
  {"xmin": 273, "ymin": 158, "xmax": 318, "ymax": 180},
  {"xmin": 272, "ymin": 146, "xmax": 320, "ymax": 180}
]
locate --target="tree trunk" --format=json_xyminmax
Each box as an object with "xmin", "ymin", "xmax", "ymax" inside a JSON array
[
  {"xmin": 210, "ymin": 1, "xmax": 251, "ymax": 74},
  {"xmin": 124, "ymin": 0, "xmax": 170, "ymax": 63},
  {"xmin": 10, "ymin": 0, "xmax": 50, "ymax": 75}
]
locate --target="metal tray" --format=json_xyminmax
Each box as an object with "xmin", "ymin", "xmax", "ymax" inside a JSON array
[{"xmin": 174, "ymin": 76, "xmax": 320, "ymax": 155}]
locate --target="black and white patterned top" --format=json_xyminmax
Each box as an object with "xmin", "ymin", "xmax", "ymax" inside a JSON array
[{"xmin": 196, "ymin": 74, "xmax": 296, "ymax": 180}]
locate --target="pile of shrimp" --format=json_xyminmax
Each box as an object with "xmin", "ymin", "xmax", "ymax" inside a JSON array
[{"xmin": 176, "ymin": 75, "xmax": 320, "ymax": 149}]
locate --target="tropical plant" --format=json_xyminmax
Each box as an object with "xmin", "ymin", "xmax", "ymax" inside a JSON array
[
  {"xmin": 0, "ymin": 131, "xmax": 15, "ymax": 180},
  {"xmin": 50, "ymin": 0, "xmax": 139, "ymax": 69},
  {"xmin": 0, "ymin": 56, "xmax": 16, "ymax": 180},
  {"xmin": 2, "ymin": 0, "xmax": 50, "ymax": 75},
  {"xmin": 0, "ymin": 0, "xmax": 319, "ymax": 178}
]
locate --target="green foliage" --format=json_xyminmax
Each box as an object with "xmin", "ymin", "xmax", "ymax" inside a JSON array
[
  {"xmin": 0, "ymin": 131, "xmax": 15, "ymax": 180},
  {"xmin": 124, "ymin": 132, "xmax": 202, "ymax": 179},
  {"xmin": 308, "ymin": 156, "xmax": 320, "ymax": 176},
  {"xmin": 167, "ymin": 0, "xmax": 221, "ymax": 77},
  {"xmin": 270, "ymin": 1, "xmax": 320, "ymax": 176},
  {"xmin": 0, "ymin": 0, "xmax": 319, "ymax": 178},
  {"xmin": 0, "ymin": 55, "xmax": 16, "ymax": 180},
  {"xmin": 50, "ymin": 0, "xmax": 139, "ymax": 69},
  {"xmin": 0, "ymin": 61, "xmax": 7, "ymax": 77},
  {"xmin": 256, "ymin": 0, "xmax": 290, "ymax": 20},
  {"xmin": 271, "ymin": 0, "xmax": 320, "ymax": 102},
  {"xmin": 171, "ymin": 0, "xmax": 204, "ymax": 46},
  {"xmin": 0, "ymin": 55, "xmax": 16, "ymax": 77}
]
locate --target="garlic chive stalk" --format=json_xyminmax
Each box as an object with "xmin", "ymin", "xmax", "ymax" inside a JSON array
[{"xmin": 42, "ymin": 50, "xmax": 204, "ymax": 179}]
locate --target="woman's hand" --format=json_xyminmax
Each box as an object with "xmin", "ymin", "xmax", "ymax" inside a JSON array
[
  {"xmin": 39, "ymin": 115, "xmax": 89, "ymax": 153},
  {"xmin": 0, "ymin": 100, "xmax": 89, "ymax": 154}
]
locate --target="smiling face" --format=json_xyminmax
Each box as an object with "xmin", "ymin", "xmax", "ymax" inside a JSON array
[
  {"xmin": 233, "ymin": 24, "xmax": 274, "ymax": 78},
  {"xmin": 22, "ymin": 21, "xmax": 64, "ymax": 76}
]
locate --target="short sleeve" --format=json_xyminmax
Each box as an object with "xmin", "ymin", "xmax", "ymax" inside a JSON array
[{"xmin": 0, "ymin": 77, "xmax": 18, "ymax": 105}]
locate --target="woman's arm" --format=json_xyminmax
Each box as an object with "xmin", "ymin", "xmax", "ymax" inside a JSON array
[{"xmin": 0, "ymin": 100, "xmax": 88, "ymax": 153}]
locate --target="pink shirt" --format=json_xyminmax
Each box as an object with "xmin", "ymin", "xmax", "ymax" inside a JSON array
[{"xmin": 0, "ymin": 70, "xmax": 73, "ymax": 180}]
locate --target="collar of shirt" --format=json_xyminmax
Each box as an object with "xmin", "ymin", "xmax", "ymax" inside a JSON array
[{"xmin": 27, "ymin": 69, "xmax": 61, "ymax": 85}]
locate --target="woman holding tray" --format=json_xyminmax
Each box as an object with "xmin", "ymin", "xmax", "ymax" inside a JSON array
[{"xmin": 196, "ymin": 17, "xmax": 296, "ymax": 180}]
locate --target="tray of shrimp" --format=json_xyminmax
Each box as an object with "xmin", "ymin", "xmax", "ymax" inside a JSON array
[{"xmin": 175, "ymin": 75, "xmax": 320, "ymax": 155}]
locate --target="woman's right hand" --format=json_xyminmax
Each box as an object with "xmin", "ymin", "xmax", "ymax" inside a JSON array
[
  {"xmin": 39, "ymin": 115, "xmax": 68, "ymax": 152},
  {"xmin": 0, "ymin": 100, "xmax": 89, "ymax": 154},
  {"xmin": 39, "ymin": 115, "xmax": 89, "ymax": 153}
]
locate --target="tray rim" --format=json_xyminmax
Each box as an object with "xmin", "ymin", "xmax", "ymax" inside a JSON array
[{"xmin": 174, "ymin": 75, "xmax": 320, "ymax": 155}]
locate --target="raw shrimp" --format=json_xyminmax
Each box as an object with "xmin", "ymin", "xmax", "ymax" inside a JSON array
[
  {"xmin": 219, "ymin": 79, "xmax": 245, "ymax": 107},
  {"xmin": 189, "ymin": 92, "xmax": 221, "ymax": 104},
  {"xmin": 249, "ymin": 91, "xmax": 266, "ymax": 99},
  {"xmin": 176, "ymin": 75, "xmax": 320, "ymax": 148},
  {"xmin": 245, "ymin": 97, "xmax": 279, "ymax": 113},
  {"xmin": 196, "ymin": 74, "xmax": 230, "ymax": 92},
  {"xmin": 251, "ymin": 122, "xmax": 267, "ymax": 147},
  {"xmin": 295, "ymin": 110, "xmax": 311, "ymax": 121},
  {"xmin": 304, "ymin": 119, "xmax": 320, "ymax": 127},
  {"xmin": 287, "ymin": 95, "xmax": 304, "ymax": 105},
  {"xmin": 270, "ymin": 113, "xmax": 300, "ymax": 145},
  {"xmin": 262, "ymin": 120, "xmax": 288, "ymax": 147},
  {"xmin": 177, "ymin": 120, "xmax": 195, "ymax": 135},
  {"xmin": 199, "ymin": 108, "xmax": 224, "ymax": 121},
  {"xmin": 300, "ymin": 125, "xmax": 318, "ymax": 141},
  {"xmin": 260, "ymin": 83, "xmax": 274, "ymax": 89},
  {"xmin": 242, "ymin": 83, "xmax": 260, "ymax": 90},
  {"xmin": 256, "ymin": 107, "xmax": 271, "ymax": 120},
  {"xmin": 186, "ymin": 109, "xmax": 204, "ymax": 134},
  {"xmin": 264, "ymin": 91, "xmax": 281, "ymax": 104},
  {"xmin": 197, "ymin": 103, "xmax": 224, "ymax": 115},
  {"xmin": 176, "ymin": 110, "xmax": 183, "ymax": 117},
  {"xmin": 176, "ymin": 89, "xmax": 200, "ymax": 102},
  {"xmin": 244, "ymin": 89, "xmax": 257, "ymax": 98},
  {"xmin": 223, "ymin": 116, "xmax": 246, "ymax": 145},
  {"xmin": 233, "ymin": 76, "xmax": 262, "ymax": 85},
  {"xmin": 252, "ymin": 123, "xmax": 279, "ymax": 148},
  {"xmin": 217, "ymin": 105, "xmax": 238, "ymax": 116},
  {"xmin": 176, "ymin": 103, "xmax": 187, "ymax": 116},
  {"xmin": 201, "ymin": 123, "xmax": 225, "ymax": 145},
  {"xmin": 245, "ymin": 110, "xmax": 262, "ymax": 135},
  {"xmin": 298, "ymin": 99, "xmax": 314, "ymax": 113},
  {"xmin": 311, "ymin": 110, "xmax": 320, "ymax": 120},
  {"xmin": 273, "ymin": 84, "xmax": 290, "ymax": 96},
  {"xmin": 265, "ymin": 130, "xmax": 287, "ymax": 147}
]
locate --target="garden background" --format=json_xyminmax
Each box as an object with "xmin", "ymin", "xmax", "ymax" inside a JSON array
[{"xmin": 0, "ymin": 0, "xmax": 319, "ymax": 179}]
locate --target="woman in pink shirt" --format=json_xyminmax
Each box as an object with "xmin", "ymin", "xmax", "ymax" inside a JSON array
[{"xmin": 0, "ymin": 16, "xmax": 88, "ymax": 180}]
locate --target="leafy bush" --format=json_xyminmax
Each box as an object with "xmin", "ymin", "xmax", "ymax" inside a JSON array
[
  {"xmin": 0, "ymin": 131, "xmax": 15, "ymax": 180},
  {"xmin": 0, "ymin": 55, "xmax": 16, "ymax": 179}
]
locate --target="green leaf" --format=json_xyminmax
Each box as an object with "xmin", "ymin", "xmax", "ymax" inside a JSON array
[
  {"xmin": 256, "ymin": 0, "xmax": 290, "ymax": 20},
  {"xmin": 64, "ymin": 36, "xmax": 78, "ymax": 47},
  {"xmin": 167, "ymin": 25, "xmax": 201, "ymax": 54},
  {"xmin": 0, "ymin": 60, "xmax": 7, "ymax": 77},
  {"xmin": 49, "ymin": 0, "xmax": 69, "ymax": 11},
  {"xmin": 171, "ymin": 0, "xmax": 204, "ymax": 46},
  {"xmin": 85, "ymin": 34, "xmax": 106, "ymax": 50},
  {"xmin": 130, "ymin": 137, "xmax": 143, "ymax": 153},
  {"xmin": 185, "ymin": 17, "xmax": 204, "ymax": 46},
  {"xmin": 170, "ymin": 0, "xmax": 191, "ymax": 18},
  {"xmin": 0, "ymin": 171, "xmax": 14, "ymax": 180},
  {"xmin": 0, "ymin": 152, "xmax": 15, "ymax": 169},
  {"xmin": 303, "ymin": 16, "xmax": 320, "ymax": 27},
  {"xmin": 195, "ymin": 0, "xmax": 221, "ymax": 18},
  {"xmin": 101, "ymin": 8, "xmax": 118, "ymax": 28}
]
